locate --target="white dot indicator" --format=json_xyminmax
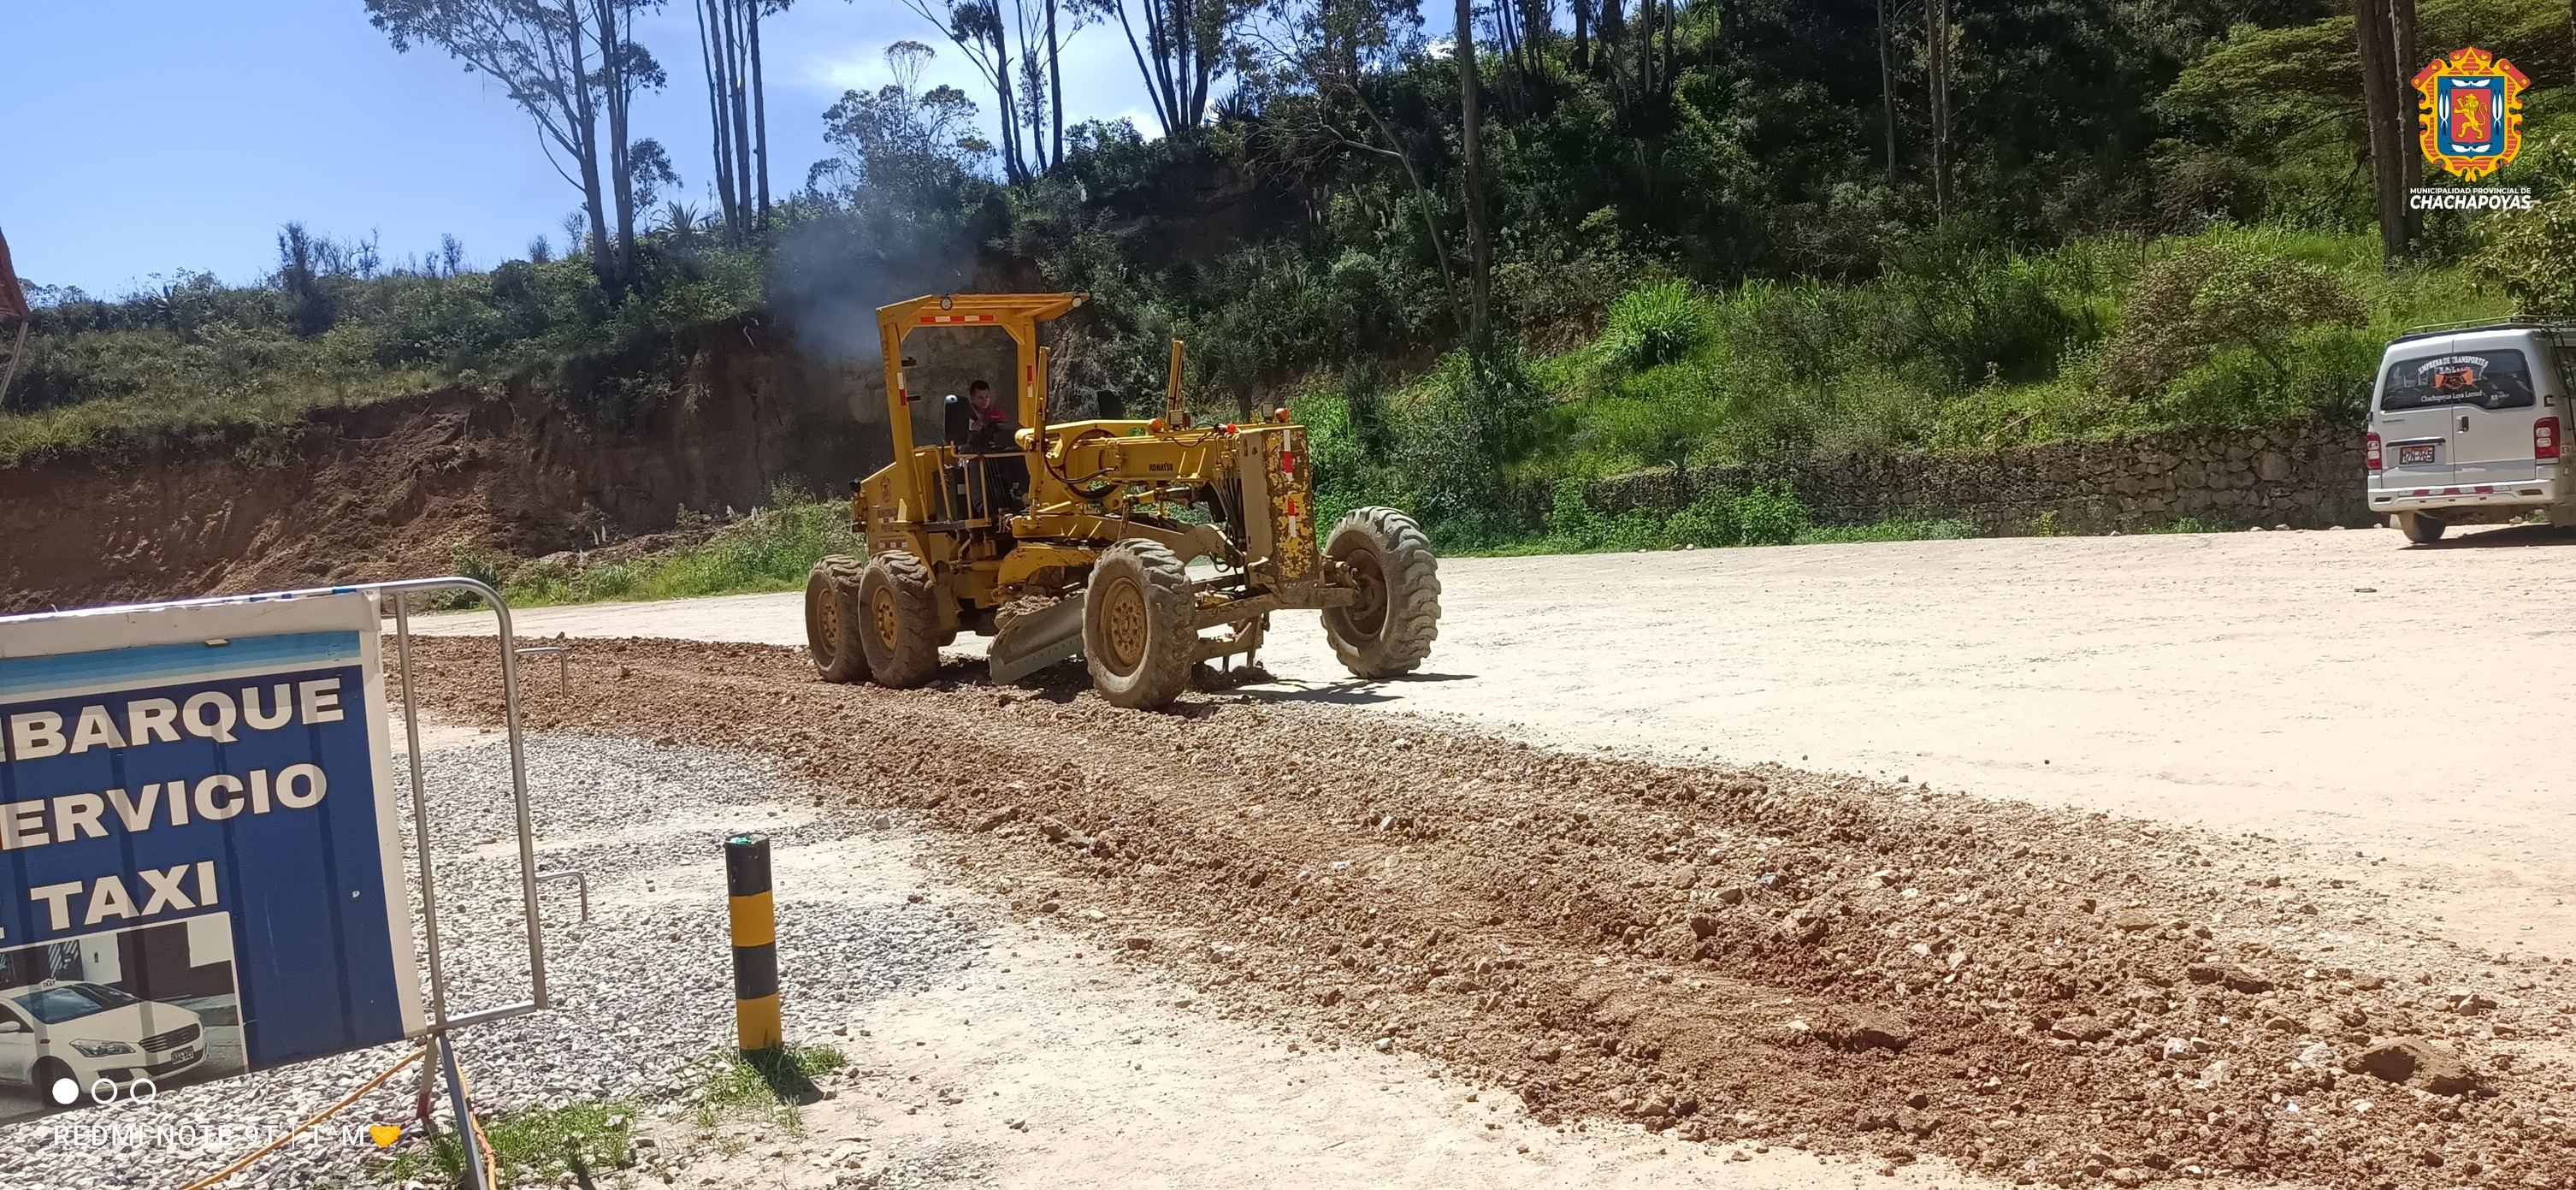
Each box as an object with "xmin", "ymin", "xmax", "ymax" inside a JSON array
[{"xmin": 48, "ymin": 1078, "xmax": 76, "ymax": 1105}]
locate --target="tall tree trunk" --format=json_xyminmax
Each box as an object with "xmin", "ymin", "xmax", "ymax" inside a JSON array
[
  {"xmin": 1572, "ymin": 0, "xmax": 1591, "ymax": 68},
  {"xmin": 1149, "ymin": 0, "xmax": 1180, "ymax": 134},
  {"xmin": 1017, "ymin": 56, "xmax": 1037, "ymax": 173},
  {"xmin": 600, "ymin": 0, "xmax": 637, "ymax": 283},
  {"xmin": 1047, "ymin": 0, "xmax": 1065, "ymax": 167},
  {"xmin": 1878, "ymin": 0, "xmax": 1898, "ymax": 182},
  {"xmin": 1179, "ymin": 0, "xmax": 1209, "ymax": 135},
  {"xmin": 1927, "ymin": 0, "xmax": 1951, "ymax": 224},
  {"xmin": 1658, "ymin": 0, "xmax": 1674, "ymax": 97},
  {"xmin": 990, "ymin": 15, "xmax": 1026, "ymax": 183},
  {"xmin": 2355, "ymin": 0, "xmax": 2411, "ymax": 262},
  {"xmin": 724, "ymin": 1, "xmax": 756, "ymax": 223},
  {"xmin": 2390, "ymin": 0, "xmax": 2420, "ymax": 245},
  {"xmin": 565, "ymin": 0, "xmax": 614, "ymax": 284},
  {"xmin": 701, "ymin": 0, "xmax": 740, "ymax": 235},
  {"xmin": 1601, "ymin": 0, "xmax": 1623, "ymax": 42},
  {"xmin": 1456, "ymin": 0, "xmax": 1491, "ymax": 342},
  {"xmin": 750, "ymin": 0, "xmax": 771, "ymax": 225},
  {"xmin": 1635, "ymin": 0, "xmax": 1654, "ymax": 98}
]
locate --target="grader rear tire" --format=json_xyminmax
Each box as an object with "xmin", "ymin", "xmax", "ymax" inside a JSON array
[
  {"xmin": 1322, "ymin": 506, "xmax": 1442, "ymax": 678},
  {"xmin": 805, "ymin": 556, "xmax": 870, "ymax": 683},
  {"xmin": 1084, "ymin": 540, "xmax": 1198, "ymax": 709},
  {"xmin": 859, "ymin": 551, "xmax": 942, "ymax": 688}
]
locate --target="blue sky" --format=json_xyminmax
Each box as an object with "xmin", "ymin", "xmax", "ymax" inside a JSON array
[{"xmin": 0, "ymin": 0, "xmax": 1170, "ymax": 296}]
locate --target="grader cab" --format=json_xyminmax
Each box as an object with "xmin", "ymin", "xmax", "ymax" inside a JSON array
[{"xmin": 803, "ymin": 293, "xmax": 1442, "ymax": 708}]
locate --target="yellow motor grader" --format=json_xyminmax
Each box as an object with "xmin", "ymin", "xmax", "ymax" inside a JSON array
[{"xmin": 804, "ymin": 293, "xmax": 1442, "ymax": 709}]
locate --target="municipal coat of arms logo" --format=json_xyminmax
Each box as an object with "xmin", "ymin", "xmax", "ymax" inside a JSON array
[{"xmin": 2413, "ymin": 47, "xmax": 2531, "ymax": 181}]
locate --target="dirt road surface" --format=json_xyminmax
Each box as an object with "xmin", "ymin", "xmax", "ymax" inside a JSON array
[
  {"xmin": 397, "ymin": 635, "xmax": 2576, "ymax": 1190},
  {"xmin": 417, "ymin": 524, "xmax": 2576, "ymax": 957}
]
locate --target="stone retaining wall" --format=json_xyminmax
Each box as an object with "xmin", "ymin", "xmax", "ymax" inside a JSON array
[{"xmin": 1577, "ymin": 422, "xmax": 2372, "ymax": 534}]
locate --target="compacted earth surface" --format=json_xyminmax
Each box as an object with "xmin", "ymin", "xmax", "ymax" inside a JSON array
[
  {"xmin": 426, "ymin": 525, "xmax": 2576, "ymax": 962},
  {"xmin": 329, "ymin": 633, "xmax": 2576, "ymax": 1190}
]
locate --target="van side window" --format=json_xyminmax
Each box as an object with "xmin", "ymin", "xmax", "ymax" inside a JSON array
[{"xmin": 2381, "ymin": 349, "xmax": 2538, "ymax": 411}]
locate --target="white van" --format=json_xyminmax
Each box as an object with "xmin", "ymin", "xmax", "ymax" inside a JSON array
[{"xmin": 2368, "ymin": 323, "xmax": 2574, "ymax": 542}]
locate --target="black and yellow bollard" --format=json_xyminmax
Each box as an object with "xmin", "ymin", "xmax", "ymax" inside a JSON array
[{"xmin": 726, "ymin": 833, "xmax": 782, "ymax": 1051}]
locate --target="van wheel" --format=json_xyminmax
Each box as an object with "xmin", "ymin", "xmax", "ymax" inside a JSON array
[{"xmin": 2398, "ymin": 512, "xmax": 2449, "ymax": 544}]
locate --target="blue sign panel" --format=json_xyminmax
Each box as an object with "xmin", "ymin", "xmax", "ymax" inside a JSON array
[{"xmin": 0, "ymin": 595, "xmax": 421, "ymax": 1120}]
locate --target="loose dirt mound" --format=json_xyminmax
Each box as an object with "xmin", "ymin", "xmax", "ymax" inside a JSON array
[{"xmin": 408, "ymin": 637, "xmax": 2576, "ymax": 1187}]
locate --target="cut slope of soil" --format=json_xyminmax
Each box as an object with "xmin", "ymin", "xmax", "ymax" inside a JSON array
[
  {"xmin": 405, "ymin": 636, "xmax": 2576, "ymax": 1188},
  {"xmin": 0, "ymin": 320, "xmax": 871, "ymax": 613}
]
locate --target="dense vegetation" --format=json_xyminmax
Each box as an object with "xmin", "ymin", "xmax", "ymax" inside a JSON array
[{"xmin": 16, "ymin": 0, "xmax": 2576, "ymax": 567}]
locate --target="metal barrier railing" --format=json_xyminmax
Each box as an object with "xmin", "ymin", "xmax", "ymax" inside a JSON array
[
  {"xmin": 515, "ymin": 643, "xmax": 568, "ymax": 698},
  {"xmin": 383, "ymin": 578, "xmax": 547, "ymax": 1032}
]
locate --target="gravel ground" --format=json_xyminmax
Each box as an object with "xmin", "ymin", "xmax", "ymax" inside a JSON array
[{"xmin": 0, "ymin": 732, "xmax": 981, "ymax": 1190}]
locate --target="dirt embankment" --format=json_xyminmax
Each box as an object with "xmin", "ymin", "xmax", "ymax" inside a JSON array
[
  {"xmin": 0, "ymin": 321, "xmax": 874, "ymax": 613},
  {"xmin": 410, "ymin": 636, "xmax": 2576, "ymax": 1189}
]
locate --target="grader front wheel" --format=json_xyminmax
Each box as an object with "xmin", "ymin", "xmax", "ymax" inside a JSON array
[
  {"xmin": 805, "ymin": 556, "xmax": 870, "ymax": 683},
  {"xmin": 1322, "ymin": 507, "xmax": 1442, "ymax": 678},
  {"xmin": 1084, "ymin": 540, "xmax": 1198, "ymax": 709},
  {"xmin": 859, "ymin": 551, "xmax": 942, "ymax": 688}
]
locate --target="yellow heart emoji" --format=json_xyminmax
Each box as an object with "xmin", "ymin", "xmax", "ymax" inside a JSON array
[{"xmin": 368, "ymin": 1125, "xmax": 401, "ymax": 1148}]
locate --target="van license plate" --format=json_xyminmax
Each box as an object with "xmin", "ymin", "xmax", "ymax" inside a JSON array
[{"xmin": 2399, "ymin": 443, "xmax": 2437, "ymax": 465}]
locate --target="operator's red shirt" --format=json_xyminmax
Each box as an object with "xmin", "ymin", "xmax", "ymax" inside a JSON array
[{"xmin": 964, "ymin": 402, "xmax": 1013, "ymax": 453}]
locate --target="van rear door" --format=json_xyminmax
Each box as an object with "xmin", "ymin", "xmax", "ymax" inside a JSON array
[{"xmin": 2453, "ymin": 403, "xmax": 2538, "ymax": 488}]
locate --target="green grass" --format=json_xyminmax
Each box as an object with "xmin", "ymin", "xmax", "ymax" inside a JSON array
[
  {"xmin": 1274, "ymin": 225, "xmax": 2508, "ymax": 554},
  {"xmin": 0, "ymin": 329, "xmax": 447, "ymax": 466},
  {"xmin": 1462, "ymin": 516, "xmax": 1978, "ymax": 556},
  {"xmin": 369, "ymin": 1044, "xmax": 848, "ymax": 1187},
  {"xmin": 499, "ymin": 492, "xmax": 859, "ymax": 609},
  {"xmin": 3, "ymin": 236, "xmax": 773, "ymax": 465},
  {"xmin": 1925, "ymin": 225, "xmax": 2509, "ymax": 451},
  {"xmin": 1793, "ymin": 516, "xmax": 1977, "ymax": 544},
  {"xmin": 1452, "ymin": 478, "xmax": 1977, "ymax": 556},
  {"xmin": 2138, "ymin": 512, "xmax": 2256, "ymax": 534},
  {"xmin": 375, "ymin": 1096, "xmax": 635, "ymax": 1188},
  {"xmin": 682, "ymin": 1043, "xmax": 848, "ymax": 1136}
]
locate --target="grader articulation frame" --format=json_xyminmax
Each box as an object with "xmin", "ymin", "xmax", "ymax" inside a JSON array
[{"xmin": 803, "ymin": 292, "xmax": 1442, "ymax": 708}]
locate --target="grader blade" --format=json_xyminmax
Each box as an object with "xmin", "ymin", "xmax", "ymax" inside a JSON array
[{"xmin": 989, "ymin": 596, "xmax": 1086, "ymax": 684}]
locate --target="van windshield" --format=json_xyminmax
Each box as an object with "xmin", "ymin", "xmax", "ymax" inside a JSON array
[{"xmin": 2381, "ymin": 349, "xmax": 2539, "ymax": 411}]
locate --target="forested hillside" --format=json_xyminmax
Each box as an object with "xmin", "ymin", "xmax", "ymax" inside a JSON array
[{"xmin": 12, "ymin": 0, "xmax": 2576, "ymax": 556}]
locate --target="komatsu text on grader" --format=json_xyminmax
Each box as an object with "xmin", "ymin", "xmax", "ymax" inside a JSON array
[{"xmin": 804, "ymin": 293, "xmax": 1442, "ymax": 709}]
